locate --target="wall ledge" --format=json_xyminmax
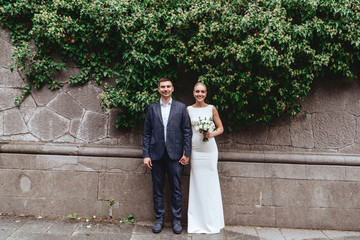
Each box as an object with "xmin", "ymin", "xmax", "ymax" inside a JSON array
[{"xmin": 1, "ymin": 141, "xmax": 360, "ymax": 166}]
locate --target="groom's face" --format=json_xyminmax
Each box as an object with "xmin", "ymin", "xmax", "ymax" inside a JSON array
[{"xmin": 158, "ymin": 81, "xmax": 174, "ymax": 99}]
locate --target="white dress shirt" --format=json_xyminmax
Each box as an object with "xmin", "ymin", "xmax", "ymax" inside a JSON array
[{"xmin": 160, "ymin": 98, "xmax": 172, "ymax": 142}]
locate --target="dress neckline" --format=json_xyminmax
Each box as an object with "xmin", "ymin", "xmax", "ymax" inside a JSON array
[{"xmin": 189, "ymin": 104, "xmax": 211, "ymax": 109}]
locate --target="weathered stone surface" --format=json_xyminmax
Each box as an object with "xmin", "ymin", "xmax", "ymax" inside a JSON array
[
  {"xmin": 224, "ymin": 204, "xmax": 276, "ymax": 227},
  {"xmin": 77, "ymin": 156, "xmax": 107, "ymax": 172},
  {"xmin": 51, "ymin": 171, "xmax": 99, "ymax": 200},
  {"xmin": 275, "ymin": 207, "xmax": 360, "ymax": 231},
  {"xmin": 3, "ymin": 108, "xmax": 28, "ymax": 135},
  {"xmin": 106, "ymin": 157, "xmax": 144, "ymax": 173},
  {"xmin": 305, "ymin": 165, "xmax": 346, "ymax": 181},
  {"xmin": 262, "ymin": 179, "xmax": 360, "ymax": 209},
  {"xmin": 48, "ymin": 92, "xmax": 84, "ymax": 119},
  {"xmin": 69, "ymin": 118, "xmax": 81, "ymax": 137},
  {"xmin": 290, "ymin": 113, "xmax": 314, "ymax": 148},
  {"xmin": 0, "ymin": 170, "xmax": 54, "ymax": 198},
  {"xmin": 53, "ymin": 134, "xmax": 76, "ymax": 143},
  {"xmin": 0, "ymin": 27, "xmax": 12, "ymax": 44},
  {"xmin": 0, "ymin": 34, "xmax": 13, "ymax": 68},
  {"xmin": 220, "ymin": 177, "xmax": 262, "ymax": 205},
  {"xmin": 20, "ymin": 95, "xmax": 37, "ymax": 123},
  {"xmin": 0, "ymin": 68, "xmax": 26, "ymax": 88},
  {"xmin": 77, "ymin": 111, "xmax": 107, "ymax": 142},
  {"xmin": 267, "ymin": 124, "xmax": 291, "ymax": 146},
  {"xmin": 31, "ymin": 88, "xmax": 59, "ymax": 106},
  {"xmin": 233, "ymin": 123, "xmax": 269, "ymax": 145},
  {"xmin": 345, "ymin": 166, "xmax": 360, "ymax": 181},
  {"xmin": 313, "ymin": 112, "xmax": 356, "ymax": 149},
  {"xmin": 263, "ymin": 163, "xmax": 306, "ymax": 180},
  {"xmin": 0, "ymin": 88, "xmax": 21, "ymax": 110},
  {"xmin": 98, "ymin": 173, "xmax": 152, "ymax": 202},
  {"xmin": 28, "ymin": 108, "xmax": 70, "ymax": 141},
  {"xmin": 66, "ymin": 83, "xmax": 103, "ymax": 113},
  {"xmin": 2, "ymin": 133, "xmax": 39, "ymax": 142},
  {"xmin": 219, "ymin": 162, "xmax": 264, "ymax": 178},
  {"xmin": 0, "ymin": 111, "xmax": 3, "ymax": 136},
  {"xmin": 301, "ymin": 80, "xmax": 349, "ymax": 114}
]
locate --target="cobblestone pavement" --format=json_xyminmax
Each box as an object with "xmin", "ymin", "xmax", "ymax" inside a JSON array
[{"xmin": 1, "ymin": 215, "xmax": 360, "ymax": 240}]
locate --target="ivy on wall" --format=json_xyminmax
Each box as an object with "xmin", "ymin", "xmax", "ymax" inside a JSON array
[{"xmin": 1, "ymin": 0, "xmax": 359, "ymax": 130}]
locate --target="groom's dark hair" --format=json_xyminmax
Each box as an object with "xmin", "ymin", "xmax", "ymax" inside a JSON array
[{"xmin": 159, "ymin": 77, "xmax": 173, "ymax": 86}]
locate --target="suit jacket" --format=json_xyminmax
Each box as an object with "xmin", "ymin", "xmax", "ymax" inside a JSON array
[{"xmin": 143, "ymin": 99, "xmax": 191, "ymax": 161}]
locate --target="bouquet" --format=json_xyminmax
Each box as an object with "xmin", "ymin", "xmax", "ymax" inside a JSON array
[{"xmin": 195, "ymin": 117, "xmax": 216, "ymax": 142}]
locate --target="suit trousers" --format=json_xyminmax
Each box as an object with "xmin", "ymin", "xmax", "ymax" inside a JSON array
[{"xmin": 151, "ymin": 149, "xmax": 183, "ymax": 221}]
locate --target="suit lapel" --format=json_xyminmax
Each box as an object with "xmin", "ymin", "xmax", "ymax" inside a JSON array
[
  {"xmin": 167, "ymin": 100, "xmax": 176, "ymax": 126},
  {"xmin": 155, "ymin": 101, "xmax": 164, "ymax": 126}
]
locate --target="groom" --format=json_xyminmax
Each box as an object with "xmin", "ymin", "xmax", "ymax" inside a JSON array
[{"xmin": 143, "ymin": 77, "xmax": 191, "ymax": 234}]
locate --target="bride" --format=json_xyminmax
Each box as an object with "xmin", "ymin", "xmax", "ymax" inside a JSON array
[{"xmin": 187, "ymin": 82, "xmax": 225, "ymax": 234}]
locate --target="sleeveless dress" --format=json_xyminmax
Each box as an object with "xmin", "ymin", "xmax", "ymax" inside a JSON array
[{"xmin": 187, "ymin": 105, "xmax": 225, "ymax": 234}]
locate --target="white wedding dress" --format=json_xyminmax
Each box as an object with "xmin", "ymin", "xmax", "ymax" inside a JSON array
[{"xmin": 187, "ymin": 105, "xmax": 225, "ymax": 234}]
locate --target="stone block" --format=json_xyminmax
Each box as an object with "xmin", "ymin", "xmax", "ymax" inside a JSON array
[
  {"xmin": 77, "ymin": 111, "xmax": 107, "ymax": 142},
  {"xmin": 77, "ymin": 156, "xmax": 107, "ymax": 172},
  {"xmin": 261, "ymin": 179, "xmax": 360, "ymax": 209},
  {"xmin": 35, "ymin": 155, "xmax": 78, "ymax": 171},
  {"xmin": 48, "ymin": 92, "xmax": 84, "ymax": 120},
  {"xmin": 0, "ymin": 35, "xmax": 13, "ymax": 68},
  {"xmin": 0, "ymin": 88, "xmax": 21, "ymax": 110},
  {"xmin": 0, "ymin": 170, "xmax": 54, "ymax": 198},
  {"xmin": 313, "ymin": 112, "xmax": 356, "ymax": 149},
  {"xmin": 3, "ymin": 108, "xmax": 28, "ymax": 135},
  {"xmin": 305, "ymin": 165, "xmax": 346, "ymax": 181},
  {"xmin": 0, "ymin": 68, "xmax": 26, "ymax": 88},
  {"xmin": 51, "ymin": 171, "xmax": 99, "ymax": 200},
  {"xmin": 31, "ymin": 88, "xmax": 59, "ymax": 106},
  {"xmin": 220, "ymin": 177, "xmax": 262, "ymax": 205},
  {"xmin": 290, "ymin": 113, "xmax": 315, "ymax": 148},
  {"xmin": 98, "ymin": 173, "xmax": 152, "ymax": 202},
  {"xmin": 106, "ymin": 157, "xmax": 144, "ymax": 173},
  {"xmin": 19, "ymin": 95, "xmax": 37, "ymax": 123},
  {"xmin": 232, "ymin": 123, "xmax": 269, "ymax": 145},
  {"xmin": 267, "ymin": 124, "xmax": 291, "ymax": 146},
  {"xmin": 0, "ymin": 154, "xmax": 37, "ymax": 170},
  {"xmin": 275, "ymin": 207, "xmax": 360, "ymax": 231},
  {"xmin": 54, "ymin": 134, "xmax": 76, "ymax": 143},
  {"xmin": 345, "ymin": 166, "xmax": 360, "ymax": 181},
  {"xmin": 219, "ymin": 162, "xmax": 264, "ymax": 178},
  {"xmin": 263, "ymin": 163, "xmax": 306, "ymax": 179},
  {"xmin": 224, "ymin": 204, "xmax": 276, "ymax": 227},
  {"xmin": 0, "ymin": 111, "xmax": 3, "ymax": 136},
  {"xmin": 28, "ymin": 107, "xmax": 70, "ymax": 141},
  {"xmin": 69, "ymin": 118, "xmax": 81, "ymax": 137},
  {"xmin": 66, "ymin": 83, "xmax": 103, "ymax": 113}
]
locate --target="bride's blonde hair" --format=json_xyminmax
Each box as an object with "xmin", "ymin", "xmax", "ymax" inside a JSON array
[{"xmin": 194, "ymin": 82, "xmax": 207, "ymax": 91}]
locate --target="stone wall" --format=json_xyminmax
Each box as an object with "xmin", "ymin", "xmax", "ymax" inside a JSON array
[{"xmin": 1, "ymin": 27, "xmax": 360, "ymax": 230}]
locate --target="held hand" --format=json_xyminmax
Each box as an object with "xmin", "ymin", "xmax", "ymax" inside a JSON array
[
  {"xmin": 203, "ymin": 131, "xmax": 213, "ymax": 139},
  {"xmin": 179, "ymin": 155, "xmax": 190, "ymax": 165},
  {"xmin": 144, "ymin": 157, "xmax": 152, "ymax": 169}
]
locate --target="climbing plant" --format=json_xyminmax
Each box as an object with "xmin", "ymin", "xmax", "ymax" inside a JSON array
[{"xmin": 1, "ymin": 0, "xmax": 359, "ymax": 130}]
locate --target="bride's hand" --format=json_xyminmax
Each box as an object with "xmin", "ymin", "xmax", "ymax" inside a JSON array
[{"xmin": 203, "ymin": 131, "xmax": 213, "ymax": 139}]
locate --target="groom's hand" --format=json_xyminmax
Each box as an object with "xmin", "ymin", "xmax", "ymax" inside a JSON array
[
  {"xmin": 179, "ymin": 156, "xmax": 189, "ymax": 165},
  {"xmin": 144, "ymin": 157, "xmax": 152, "ymax": 169}
]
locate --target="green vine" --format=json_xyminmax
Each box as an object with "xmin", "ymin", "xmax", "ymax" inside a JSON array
[{"xmin": 1, "ymin": 0, "xmax": 359, "ymax": 130}]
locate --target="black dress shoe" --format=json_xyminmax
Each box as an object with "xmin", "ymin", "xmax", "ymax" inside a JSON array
[
  {"xmin": 152, "ymin": 220, "xmax": 164, "ymax": 233},
  {"xmin": 172, "ymin": 220, "xmax": 182, "ymax": 234}
]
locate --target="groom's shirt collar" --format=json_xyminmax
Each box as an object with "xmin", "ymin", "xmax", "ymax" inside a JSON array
[{"xmin": 160, "ymin": 98, "xmax": 172, "ymax": 106}]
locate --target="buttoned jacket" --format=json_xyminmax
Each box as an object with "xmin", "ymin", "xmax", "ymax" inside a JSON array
[{"xmin": 143, "ymin": 99, "xmax": 191, "ymax": 161}]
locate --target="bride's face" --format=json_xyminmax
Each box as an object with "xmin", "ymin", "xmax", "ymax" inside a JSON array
[{"xmin": 193, "ymin": 84, "xmax": 207, "ymax": 103}]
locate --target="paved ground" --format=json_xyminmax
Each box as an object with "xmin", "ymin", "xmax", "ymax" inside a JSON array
[{"xmin": 1, "ymin": 215, "xmax": 360, "ymax": 240}]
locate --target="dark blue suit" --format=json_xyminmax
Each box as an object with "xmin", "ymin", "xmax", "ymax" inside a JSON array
[{"xmin": 143, "ymin": 99, "xmax": 191, "ymax": 221}]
